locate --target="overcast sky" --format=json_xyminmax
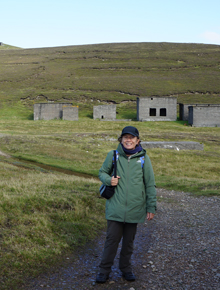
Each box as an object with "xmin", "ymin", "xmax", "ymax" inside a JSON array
[{"xmin": 1, "ymin": 0, "xmax": 220, "ymax": 49}]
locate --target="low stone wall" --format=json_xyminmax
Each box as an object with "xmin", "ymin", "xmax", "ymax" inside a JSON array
[{"xmin": 142, "ymin": 141, "xmax": 204, "ymax": 151}]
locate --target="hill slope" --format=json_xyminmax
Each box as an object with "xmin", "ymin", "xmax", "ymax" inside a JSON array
[
  {"xmin": 0, "ymin": 42, "xmax": 21, "ymax": 50},
  {"xmin": 0, "ymin": 42, "xmax": 220, "ymax": 116}
]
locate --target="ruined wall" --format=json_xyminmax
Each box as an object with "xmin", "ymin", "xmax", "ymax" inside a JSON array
[
  {"xmin": 137, "ymin": 97, "xmax": 177, "ymax": 121},
  {"xmin": 34, "ymin": 103, "xmax": 73, "ymax": 120},
  {"xmin": 188, "ymin": 105, "xmax": 220, "ymax": 127},
  {"xmin": 93, "ymin": 105, "xmax": 116, "ymax": 120},
  {"xmin": 179, "ymin": 103, "xmax": 195, "ymax": 121},
  {"xmin": 63, "ymin": 106, "xmax": 78, "ymax": 121}
]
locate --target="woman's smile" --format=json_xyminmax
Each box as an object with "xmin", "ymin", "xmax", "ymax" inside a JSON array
[{"xmin": 121, "ymin": 134, "xmax": 139, "ymax": 150}]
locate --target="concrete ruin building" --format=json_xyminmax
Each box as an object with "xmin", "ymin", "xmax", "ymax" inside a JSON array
[
  {"xmin": 93, "ymin": 104, "xmax": 116, "ymax": 120},
  {"xmin": 188, "ymin": 104, "xmax": 220, "ymax": 127},
  {"xmin": 137, "ymin": 97, "xmax": 177, "ymax": 121},
  {"xmin": 179, "ymin": 103, "xmax": 195, "ymax": 121},
  {"xmin": 34, "ymin": 103, "xmax": 78, "ymax": 121}
]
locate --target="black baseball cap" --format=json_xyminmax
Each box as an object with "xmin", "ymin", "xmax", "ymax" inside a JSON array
[{"xmin": 121, "ymin": 126, "xmax": 139, "ymax": 137}]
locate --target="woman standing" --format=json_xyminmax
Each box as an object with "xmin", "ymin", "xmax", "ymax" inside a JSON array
[{"xmin": 96, "ymin": 126, "xmax": 157, "ymax": 283}]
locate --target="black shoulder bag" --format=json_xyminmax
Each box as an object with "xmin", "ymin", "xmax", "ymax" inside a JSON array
[{"xmin": 99, "ymin": 150, "xmax": 117, "ymax": 199}]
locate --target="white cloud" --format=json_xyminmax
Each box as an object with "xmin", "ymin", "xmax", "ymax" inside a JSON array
[{"xmin": 201, "ymin": 30, "xmax": 220, "ymax": 44}]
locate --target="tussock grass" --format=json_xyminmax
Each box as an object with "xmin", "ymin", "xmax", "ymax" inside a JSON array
[{"xmin": 0, "ymin": 162, "xmax": 105, "ymax": 289}]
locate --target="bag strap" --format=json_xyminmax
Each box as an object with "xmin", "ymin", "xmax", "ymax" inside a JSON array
[
  {"xmin": 140, "ymin": 156, "xmax": 145, "ymax": 168},
  {"xmin": 113, "ymin": 150, "xmax": 117, "ymax": 178}
]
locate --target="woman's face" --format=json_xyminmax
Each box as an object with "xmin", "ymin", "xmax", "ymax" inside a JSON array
[{"xmin": 121, "ymin": 134, "xmax": 139, "ymax": 150}]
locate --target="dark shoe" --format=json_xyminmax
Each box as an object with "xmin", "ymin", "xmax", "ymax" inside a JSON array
[
  {"xmin": 122, "ymin": 272, "xmax": 136, "ymax": 281},
  {"xmin": 96, "ymin": 272, "xmax": 109, "ymax": 283}
]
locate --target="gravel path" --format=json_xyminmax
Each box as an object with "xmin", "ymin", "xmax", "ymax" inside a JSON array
[{"xmin": 24, "ymin": 188, "xmax": 220, "ymax": 290}]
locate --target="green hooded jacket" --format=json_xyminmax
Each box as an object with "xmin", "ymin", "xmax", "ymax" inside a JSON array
[{"xmin": 99, "ymin": 143, "xmax": 157, "ymax": 223}]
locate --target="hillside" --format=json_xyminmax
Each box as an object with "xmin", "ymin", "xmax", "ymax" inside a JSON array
[
  {"xmin": 0, "ymin": 42, "xmax": 21, "ymax": 50},
  {"xmin": 0, "ymin": 42, "xmax": 220, "ymax": 118}
]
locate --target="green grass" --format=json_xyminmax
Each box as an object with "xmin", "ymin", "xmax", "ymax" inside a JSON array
[
  {"xmin": 0, "ymin": 161, "xmax": 105, "ymax": 289},
  {"xmin": 0, "ymin": 118, "xmax": 219, "ymax": 197}
]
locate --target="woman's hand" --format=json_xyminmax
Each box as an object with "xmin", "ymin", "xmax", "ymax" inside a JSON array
[
  {"xmin": 147, "ymin": 212, "xmax": 155, "ymax": 221},
  {"xmin": 111, "ymin": 176, "xmax": 120, "ymax": 186}
]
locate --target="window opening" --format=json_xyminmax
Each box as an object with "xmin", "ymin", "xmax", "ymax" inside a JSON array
[
  {"xmin": 101, "ymin": 115, "xmax": 104, "ymax": 119},
  {"xmin": 150, "ymin": 108, "xmax": 156, "ymax": 116},
  {"xmin": 160, "ymin": 108, "xmax": 167, "ymax": 116}
]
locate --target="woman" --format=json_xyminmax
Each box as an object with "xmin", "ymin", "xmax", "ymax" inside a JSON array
[{"xmin": 96, "ymin": 126, "xmax": 157, "ymax": 283}]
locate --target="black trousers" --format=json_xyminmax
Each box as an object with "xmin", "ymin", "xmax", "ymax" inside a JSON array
[{"xmin": 99, "ymin": 220, "xmax": 137, "ymax": 274}]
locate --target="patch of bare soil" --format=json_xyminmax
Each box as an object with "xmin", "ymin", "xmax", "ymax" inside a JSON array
[{"xmin": 24, "ymin": 188, "xmax": 220, "ymax": 290}]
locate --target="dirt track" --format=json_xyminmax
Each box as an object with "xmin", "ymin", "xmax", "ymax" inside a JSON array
[{"xmin": 24, "ymin": 188, "xmax": 220, "ymax": 290}]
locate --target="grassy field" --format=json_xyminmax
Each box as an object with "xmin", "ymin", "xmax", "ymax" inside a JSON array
[
  {"xmin": 1, "ymin": 118, "xmax": 220, "ymax": 196},
  {"xmin": 0, "ymin": 42, "xmax": 220, "ymax": 289},
  {"xmin": 0, "ymin": 118, "xmax": 219, "ymax": 289},
  {"xmin": 0, "ymin": 160, "xmax": 105, "ymax": 289}
]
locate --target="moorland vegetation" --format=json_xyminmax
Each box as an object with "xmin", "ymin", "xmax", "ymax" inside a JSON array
[
  {"xmin": 0, "ymin": 42, "xmax": 220, "ymax": 289},
  {"xmin": 0, "ymin": 42, "xmax": 220, "ymax": 118}
]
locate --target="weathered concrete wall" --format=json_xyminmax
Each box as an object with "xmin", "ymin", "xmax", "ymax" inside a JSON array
[
  {"xmin": 188, "ymin": 105, "xmax": 220, "ymax": 127},
  {"xmin": 62, "ymin": 106, "xmax": 78, "ymax": 121},
  {"xmin": 137, "ymin": 97, "xmax": 177, "ymax": 121},
  {"xmin": 93, "ymin": 105, "xmax": 116, "ymax": 120},
  {"xmin": 179, "ymin": 103, "xmax": 195, "ymax": 121},
  {"xmin": 142, "ymin": 141, "xmax": 204, "ymax": 150},
  {"xmin": 34, "ymin": 103, "xmax": 73, "ymax": 120}
]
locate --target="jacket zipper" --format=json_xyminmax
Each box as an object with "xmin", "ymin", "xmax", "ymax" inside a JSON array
[{"xmin": 124, "ymin": 156, "xmax": 130, "ymax": 223}]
